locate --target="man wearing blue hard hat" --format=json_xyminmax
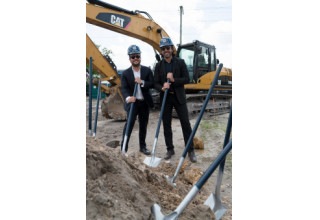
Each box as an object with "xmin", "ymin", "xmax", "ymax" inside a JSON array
[
  {"xmin": 154, "ymin": 37, "xmax": 197, "ymax": 163},
  {"xmin": 120, "ymin": 45, "xmax": 154, "ymax": 155}
]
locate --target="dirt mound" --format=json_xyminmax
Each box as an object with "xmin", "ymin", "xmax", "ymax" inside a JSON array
[{"xmin": 86, "ymin": 137, "xmax": 216, "ymax": 220}]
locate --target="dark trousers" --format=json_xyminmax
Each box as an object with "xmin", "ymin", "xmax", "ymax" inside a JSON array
[
  {"xmin": 162, "ymin": 93, "xmax": 194, "ymax": 152},
  {"xmin": 121, "ymin": 100, "xmax": 149, "ymax": 152}
]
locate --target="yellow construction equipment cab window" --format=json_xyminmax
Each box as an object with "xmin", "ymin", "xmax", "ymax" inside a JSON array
[
  {"xmin": 210, "ymin": 50, "xmax": 216, "ymax": 71},
  {"xmin": 197, "ymin": 47, "xmax": 209, "ymax": 68},
  {"xmin": 178, "ymin": 47, "xmax": 194, "ymax": 83}
]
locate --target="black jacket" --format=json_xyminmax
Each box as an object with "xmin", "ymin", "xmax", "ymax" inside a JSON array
[
  {"xmin": 120, "ymin": 65, "xmax": 154, "ymax": 111},
  {"xmin": 154, "ymin": 57, "xmax": 190, "ymax": 104}
]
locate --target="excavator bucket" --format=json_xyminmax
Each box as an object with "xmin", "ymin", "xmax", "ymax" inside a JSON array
[{"xmin": 101, "ymin": 88, "xmax": 127, "ymax": 121}]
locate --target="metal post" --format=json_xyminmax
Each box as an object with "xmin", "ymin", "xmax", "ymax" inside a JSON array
[{"xmin": 179, "ymin": 6, "xmax": 184, "ymax": 45}]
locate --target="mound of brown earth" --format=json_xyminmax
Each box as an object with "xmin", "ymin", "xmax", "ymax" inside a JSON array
[{"xmin": 86, "ymin": 137, "xmax": 216, "ymax": 220}]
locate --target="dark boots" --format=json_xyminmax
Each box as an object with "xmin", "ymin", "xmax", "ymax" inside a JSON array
[
  {"xmin": 140, "ymin": 148, "xmax": 151, "ymax": 155},
  {"xmin": 188, "ymin": 151, "xmax": 197, "ymax": 163},
  {"xmin": 164, "ymin": 149, "xmax": 175, "ymax": 159}
]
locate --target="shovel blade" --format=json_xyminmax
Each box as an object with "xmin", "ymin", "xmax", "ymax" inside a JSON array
[
  {"xmin": 151, "ymin": 204, "xmax": 178, "ymax": 220},
  {"xmin": 204, "ymin": 193, "xmax": 215, "ymax": 210},
  {"xmin": 204, "ymin": 193, "xmax": 227, "ymax": 220},
  {"xmin": 152, "ymin": 204, "xmax": 165, "ymax": 220},
  {"xmin": 214, "ymin": 206, "xmax": 227, "ymax": 220},
  {"xmin": 165, "ymin": 175, "xmax": 177, "ymax": 187},
  {"xmin": 143, "ymin": 156, "xmax": 162, "ymax": 168}
]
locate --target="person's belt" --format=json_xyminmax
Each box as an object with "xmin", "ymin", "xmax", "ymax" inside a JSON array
[
  {"xmin": 136, "ymin": 99, "xmax": 144, "ymax": 102},
  {"xmin": 169, "ymin": 91, "xmax": 175, "ymax": 94}
]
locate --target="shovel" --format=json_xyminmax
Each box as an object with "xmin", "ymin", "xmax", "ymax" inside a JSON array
[
  {"xmin": 93, "ymin": 80, "xmax": 101, "ymax": 137},
  {"xmin": 204, "ymin": 105, "xmax": 232, "ymax": 220},
  {"xmin": 152, "ymin": 139, "xmax": 232, "ymax": 220},
  {"xmin": 166, "ymin": 63, "xmax": 223, "ymax": 186},
  {"xmin": 121, "ymin": 83, "xmax": 138, "ymax": 156},
  {"xmin": 88, "ymin": 56, "xmax": 93, "ymax": 136},
  {"xmin": 144, "ymin": 79, "xmax": 170, "ymax": 167}
]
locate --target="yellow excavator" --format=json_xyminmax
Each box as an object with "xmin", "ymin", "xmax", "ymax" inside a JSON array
[{"xmin": 86, "ymin": 0, "xmax": 232, "ymax": 120}]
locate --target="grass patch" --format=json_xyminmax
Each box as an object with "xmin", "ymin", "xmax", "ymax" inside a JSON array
[
  {"xmin": 200, "ymin": 120, "xmax": 219, "ymax": 130},
  {"xmin": 198, "ymin": 120, "xmax": 221, "ymax": 141}
]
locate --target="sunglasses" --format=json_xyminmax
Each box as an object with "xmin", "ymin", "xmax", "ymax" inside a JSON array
[
  {"xmin": 161, "ymin": 46, "xmax": 171, "ymax": 51},
  {"xmin": 130, "ymin": 55, "xmax": 141, "ymax": 59}
]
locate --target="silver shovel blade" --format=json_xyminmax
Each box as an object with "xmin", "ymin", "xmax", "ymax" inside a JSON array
[
  {"xmin": 204, "ymin": 193, "xmax": 227, "ymax": 220},
  {"xmin": 151, "ymin": 204, "xmax": 178, "ymax": 220},
  {"xmin": 152, "ymin": 204, "xmax": 165, "ymax": 220},
  {"xmin": 143, "ymin": 156, "xmax": 162, "ymax": 168},
  {"xmin": 204, "ymin": 193, "xmax": 215, "ymax": 210},
  {"xmin": 165, "ymin": 175, "xmax": 177, "ymax": 187},
  {"xmin": 214, "ymin": 206, "xmax": 227, "ymax": 220}
]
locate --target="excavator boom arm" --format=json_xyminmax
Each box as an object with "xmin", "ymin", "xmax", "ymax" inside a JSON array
[{"xmin": 86, "ymin": 1, "xmax": 172, "ymax": 54}]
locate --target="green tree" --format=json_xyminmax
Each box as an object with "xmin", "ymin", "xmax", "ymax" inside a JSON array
[{"xmin": 86, "ymin": 44, "xmax": 113, "ymax": 86}]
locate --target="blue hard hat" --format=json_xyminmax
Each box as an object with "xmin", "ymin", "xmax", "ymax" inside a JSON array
[
  {"xmin": 127, "ymin": 45, "xmax": 141, "ymax": 55},
  {"xmin": 159, "ymin": 37, "xmax": 174, "ymax": 48}
]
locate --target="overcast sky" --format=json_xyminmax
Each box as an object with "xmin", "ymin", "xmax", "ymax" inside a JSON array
[{"xmin": 86, "ymin": 0, "xmax": 232, "ymax": 70}]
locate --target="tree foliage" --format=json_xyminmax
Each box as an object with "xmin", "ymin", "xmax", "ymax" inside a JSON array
[{"xmin": 86, "ymin": 44, "xmax": 113, "ymax": 84}]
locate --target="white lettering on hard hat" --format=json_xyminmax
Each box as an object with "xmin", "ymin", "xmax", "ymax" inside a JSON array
[{"xmin": 110, "ymin": 15, "xmax": 124, "ymax": 28}]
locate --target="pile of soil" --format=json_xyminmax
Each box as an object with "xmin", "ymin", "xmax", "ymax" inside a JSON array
[
  {"xmin": 86, "ymin": 98, "xmax": 232, "ymax": 219},
  {"xmin": 86, "ymin": 137, "xmax": 216, "ymax": 220}
]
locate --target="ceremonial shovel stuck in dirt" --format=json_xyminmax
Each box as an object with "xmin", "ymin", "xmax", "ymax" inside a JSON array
[
  {"xmin": 152, "ymin": 139, "xmax": 232, "ymax": 220},
  {"xmin": 121, "ymin": 83, "xmax": 138, "ymax": 156},
  {"xmin": 204, "ymin": 105, "xmax": 232, "ymax": 220},
  {"xmin": 166, "ymin": 63, "xmax": 223, "ymax": 186},
  {"xmin": 93, "ymin": 80, "xmax": 101, "ymax": 137},
  {"xmin": 144, "ymin": 79, "xmax": 170, "ymax": 167},
  {"xmin": 88, "ymin": 56, "xmax": 93, "ymax": 136}
]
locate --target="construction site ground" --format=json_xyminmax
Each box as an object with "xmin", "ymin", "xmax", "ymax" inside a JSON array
[{"xmin": 86, "ymin": 98, "xmax": 232, "ymax": 220}]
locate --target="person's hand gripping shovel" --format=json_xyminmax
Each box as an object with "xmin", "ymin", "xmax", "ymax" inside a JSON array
[
  {"xmin": 121, "ymin": 83, "xmax": 138, "ymax": 156},
  {"xmin": 144, "ymin": 79, "xmax": 170, "ymax": 167},
  {"xmin": 204, "ymin": 105, "xmax": 232, "ymax": 220}
]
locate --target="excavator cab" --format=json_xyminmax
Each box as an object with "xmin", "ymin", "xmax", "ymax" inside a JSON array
[{"xmin": 177, "ymin": 40, "xmax": 218, "ymax": 83}]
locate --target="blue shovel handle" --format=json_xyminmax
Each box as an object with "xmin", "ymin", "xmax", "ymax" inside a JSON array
[
  {"xmin": 196, "ymin": 139, "xmax": 232, "ymax": 189},
  {"xmin": 93, "ymin": 80, "xmax": 102, "ymax": 136},
  {"xmin": 181, "ymin": 63, "xmax": 224, "ymax": 158},
  {"xmin": 154, "ymin": 79, "xmax": 170, "ymax": 138},
  {"xmin": 218, "ymin": 105, "xmax": 232, "ymax": 172},
  {"xmin": 88, "ymin": 57, "xmax": 93, "ymax": 135},
  {"xmin": 124, "ymin": 83, "xmax": 138, "ymax": 137}
]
